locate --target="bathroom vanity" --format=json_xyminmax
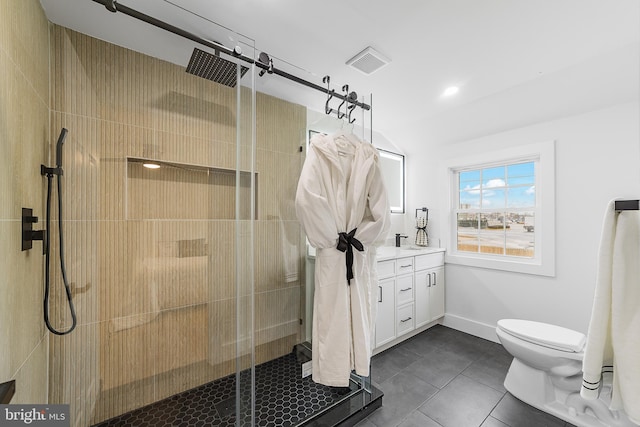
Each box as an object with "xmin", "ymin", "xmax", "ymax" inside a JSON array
[{"xmin": 374, "ymin": 247, "xmax": 446, "ymax": 354}]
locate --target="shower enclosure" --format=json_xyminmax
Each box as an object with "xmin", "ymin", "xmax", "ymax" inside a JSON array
[{"xmin": 45, "ymin": 2, "xmax": 378, "ymax": 426}]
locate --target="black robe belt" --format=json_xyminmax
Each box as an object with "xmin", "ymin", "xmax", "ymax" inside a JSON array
[{"xmin": 336, "ymin": 228, "xmax": 364, "ymax": 285}]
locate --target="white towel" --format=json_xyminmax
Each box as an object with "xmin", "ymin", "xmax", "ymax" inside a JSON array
[{"xmin": 581, "ymin": 200, "xmax": 640, "ymax": 424}]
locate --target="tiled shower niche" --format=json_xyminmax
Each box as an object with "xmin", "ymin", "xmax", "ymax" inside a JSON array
[{"xmin": 126, "ymin": 158, "xmax": 257, "ymax": 220}]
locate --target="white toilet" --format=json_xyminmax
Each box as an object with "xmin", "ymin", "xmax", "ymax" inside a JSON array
[{"xmin": 496, "ymin": 319, "xmax": 638, "ymax": 427}]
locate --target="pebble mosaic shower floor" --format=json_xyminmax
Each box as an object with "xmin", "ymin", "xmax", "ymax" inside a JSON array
[{"xmin": 93, "ymin": 350, "xmax": 357, "ymax": 427}]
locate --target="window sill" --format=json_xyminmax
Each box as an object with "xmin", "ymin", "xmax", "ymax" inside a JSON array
[{"xmin": 445, "ymin": 252, "xmax": 555, "ymax": 277}]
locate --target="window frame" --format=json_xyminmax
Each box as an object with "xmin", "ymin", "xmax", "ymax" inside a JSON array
[{"xmin": 444, "ymin": 141, "xmax": 555, "ymax": 277}]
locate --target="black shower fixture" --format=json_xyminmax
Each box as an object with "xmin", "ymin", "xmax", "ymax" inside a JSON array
[
  {"xmin": 22, "ymin": 129, "xmax": 67, "ymax": 251},
  {"xmin": 186, "ymin": 47, "xmax": 249, "ymax": 87},
  {"xmin": 42, "ymin": 128, "xmax": 66, "ymax": 176},
  {"xmin": 34, "ymin": 127, "xmax": 77, "ymax": 335},
  {"xmin": 92, "ymin": 0, "xmax": 371, "ymax": 107},
  {"xmin": 21, "ymin": 208, "xmax": 44, "ymax": 252}
]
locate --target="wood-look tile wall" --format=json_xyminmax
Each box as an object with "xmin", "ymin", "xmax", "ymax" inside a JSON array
[
  {"xmin": 48, "ymin": 25, "xmax": 306, "ymax": 425},
  {"xmin": 0, "ymin": 0, "xmax": 50, "ymax": 407}
]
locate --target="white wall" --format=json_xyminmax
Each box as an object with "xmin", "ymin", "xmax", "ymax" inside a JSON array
[{"xmin": 407, "ymin": 102, "xmax": 640, "ymax": 341}]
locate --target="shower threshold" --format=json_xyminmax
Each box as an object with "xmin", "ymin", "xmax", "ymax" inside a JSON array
[{"xmin": 92, "ymin": 344, "xmax": 382, "ymax": 427}]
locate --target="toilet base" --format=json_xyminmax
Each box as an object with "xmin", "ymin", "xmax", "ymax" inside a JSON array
[{"xmin": 504, "ymin": 359, "xmax": 638, "ymax": 427}]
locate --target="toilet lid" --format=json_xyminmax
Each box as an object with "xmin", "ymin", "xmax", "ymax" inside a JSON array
[{"xmin": 497, "ymin": 319, "xmax": 586, "ymax": 353}]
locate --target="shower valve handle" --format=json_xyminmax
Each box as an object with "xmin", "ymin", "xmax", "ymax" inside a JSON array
[{"xmin": 21, "ymin": 208, "xmax": 45, "ymax": 252}]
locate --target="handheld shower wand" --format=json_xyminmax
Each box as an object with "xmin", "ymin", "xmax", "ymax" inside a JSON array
[
  {"xmin": 56, "ymin": 128, "xmax": 66, "ymax": 169},
  {"xmin": 42, "ymin": 128, "xmax": 76, "ymax": 335}
]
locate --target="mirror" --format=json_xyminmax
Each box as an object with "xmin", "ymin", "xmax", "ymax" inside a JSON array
[{"xmin": 378, "ymin": 149, "xmax": 405, "ymax": 213}]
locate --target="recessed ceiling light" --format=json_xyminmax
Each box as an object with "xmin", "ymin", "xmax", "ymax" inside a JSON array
[
  {"xmin": 143, "ymin": 162, "xmax": 161, "ymax": 169},
  {"xmin": 442, "ymin": 86, "xmax": 459, "ymax": 97}
]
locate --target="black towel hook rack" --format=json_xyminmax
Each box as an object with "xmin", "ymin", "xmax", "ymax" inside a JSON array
[
  {"xmin": 321, "ymin": 76, "xmax": 366, "ymax": 124},
  {"xmin": 347, "ymin": 91, "xmax": 357, "ymax": 124},
  {"xmin": 323, "ymin": 76, "xmax": 335, "ymax": 115},
  {"xmin": 336, "ymin": 84, "xmax": 349, "ymax": 119}
]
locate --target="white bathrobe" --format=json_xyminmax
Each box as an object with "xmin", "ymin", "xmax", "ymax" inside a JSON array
[
  {"xmin": 581, "ymin": 200, "xmax": 640, "ymax": 424},
  {"xmin": 295, "ymin": 132, "xmax": 390, "ymax": 386}
]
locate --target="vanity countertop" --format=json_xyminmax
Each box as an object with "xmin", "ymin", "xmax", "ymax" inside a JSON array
[
  {"xmin": 376, "ymin": 246, "xmax": 445, "ymax": 261},
  {"xmin": 306, "ymin": 245, "xmax": 444, "ymax": 260}
]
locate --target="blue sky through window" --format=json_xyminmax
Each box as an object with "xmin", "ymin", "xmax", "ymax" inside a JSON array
[{"xmin": 459, "ymin": 161, "xmax": 535, "ymax": 208}]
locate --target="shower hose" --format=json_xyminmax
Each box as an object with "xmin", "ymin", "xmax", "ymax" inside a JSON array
[{"xmin": 43, "ymin": 168, "xmax": 77, "ymax": 335}]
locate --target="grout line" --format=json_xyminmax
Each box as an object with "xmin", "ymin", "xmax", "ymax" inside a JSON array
[
  {"xmin": 10, "ymin": 332, "xmax": 48, "ymax": 384},
  {"xmin": 0, "ymin": 44, "xmax": 49, "ymax": 111},
  {"xmin": 483, "ymin": 392, "xmax": 510, "ymax": 427}
]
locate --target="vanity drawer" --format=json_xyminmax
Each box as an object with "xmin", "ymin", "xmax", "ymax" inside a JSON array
[
  {"xmin": 396, "ymin": 256, "xmax": 414, "ymax": 275},
  {"xmin": 377, "ymin": 260, "xmax": 396, "ymax": 279},
  {"xmin": 396, "ymin": 274, "xmax": 414, "ymax": 306},
  {"xmin": 415, "ymin": 252, "xmax": 444, "ymax": 271},
  {"xmin": 396, "ymin": 304, "xmax": 414, "ymax": 336}
]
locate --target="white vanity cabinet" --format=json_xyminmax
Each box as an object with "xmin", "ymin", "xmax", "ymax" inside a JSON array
[
  {"xmin": 374, "ymin": 259, "xmax": 397, "ymax": 348},
  {"xmin": 375, "ymin": 276, "xmax": 396, "ymax": 347},
  {"xmin": 395, "ymin": 257, "xmax": 415, "ymax": 337},
  {"xmin": 374, "ymin": 248, "xmax": 445, "ymax": 354},
  {"xmin": 414, "ymin": 258, "xmax": 445, "ymax": 328},
  {"xmin": 430, "ymin": 267, "xmax": 445, "ymax": 320}
]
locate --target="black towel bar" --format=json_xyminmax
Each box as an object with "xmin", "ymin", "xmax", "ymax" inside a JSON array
[{"xmin": 615, "ymin": 200, "xmax": 639, "ymax": 211}]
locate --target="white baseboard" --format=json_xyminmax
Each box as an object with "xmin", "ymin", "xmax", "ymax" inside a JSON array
[
  {"xmin": 442, "ymin": 314, "xmax": 499, "ymax": 343},
  {"xmin": 372, "ymin": 319, "xmax": 442, "ymax": 356}
]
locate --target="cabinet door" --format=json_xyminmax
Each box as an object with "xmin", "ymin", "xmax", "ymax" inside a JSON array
[
  {"xmin": 414, "ymin": 269, "xmax": 430, "ymax": 328},
  {"xmin": 429, "ymin": 267, "xmax": 445, "ymax": 321},
  {"xmin": 375, "ymin": 277, "xmax": 396, "ymax": 347}
]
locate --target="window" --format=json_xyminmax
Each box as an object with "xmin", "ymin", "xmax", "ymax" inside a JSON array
[
  {"xmin": 445, "ymin": 141, "xmax": 555, "ymax": 276},
  {"xmin": 457, "ymin": 161, "xmax": 536, "ymax": 257}
]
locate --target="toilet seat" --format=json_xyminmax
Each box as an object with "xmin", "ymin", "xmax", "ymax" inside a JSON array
[{"xmin": 497, "ymin": 319, "xmax": 586, "ymax": 353}]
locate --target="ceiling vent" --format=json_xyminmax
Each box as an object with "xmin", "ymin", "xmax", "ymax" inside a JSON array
[{"xmin": 346, "ymin": 46, "xmax": 391, "ymax": 75}]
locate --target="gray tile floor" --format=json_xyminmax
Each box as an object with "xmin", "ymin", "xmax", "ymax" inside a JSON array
[{"xmin": 355, "ymin": 325, "xmax": 576, "ymax": 427}]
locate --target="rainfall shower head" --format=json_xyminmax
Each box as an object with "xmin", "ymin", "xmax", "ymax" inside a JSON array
[{"xmin": 186, "ymin": 48, "xmax": 249, "ymax": 87}]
